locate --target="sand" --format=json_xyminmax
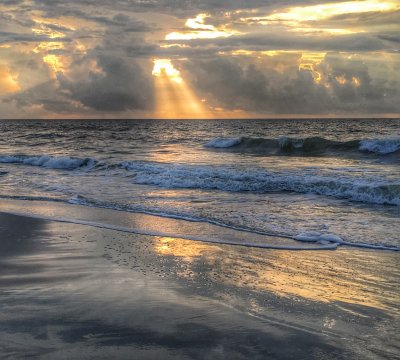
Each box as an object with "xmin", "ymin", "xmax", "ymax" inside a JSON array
[{"xmin": 0, "ymin": 200, "xmax": 399, "ymax": 359}]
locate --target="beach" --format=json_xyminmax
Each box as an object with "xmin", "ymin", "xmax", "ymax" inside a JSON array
[
  {"xmin": 1, "ymin": 0, "xmax": 400, "ymax": 355},
  {"xmin": 1, "ymin": 200, "xmax": 399, "ymax": 359},
  {"xmin": 0, "ymin": 118, "xmax": 399, "ymax": 358}
]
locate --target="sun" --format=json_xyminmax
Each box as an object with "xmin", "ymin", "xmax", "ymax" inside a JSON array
[{"xmin": 152, "ymin": 59, "xmax": 183, "ymax": 83}]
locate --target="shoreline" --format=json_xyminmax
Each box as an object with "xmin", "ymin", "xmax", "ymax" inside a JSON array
[
  {"xmin": 1, "ymin": 198, "xmax": 398, "ymax": 252},
  {"xmin": 0, "ymin": 200, "xmax": 399, "ymax": 359}
]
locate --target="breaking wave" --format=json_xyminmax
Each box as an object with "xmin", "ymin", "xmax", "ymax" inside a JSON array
[
  {"xmin": 359, "ymin": 138, "xmax": 400, "ymax": 154},
  {"xmin": 1, "ymin": 153, "xmax": 399, "ymax": 206},
  {"xmin": 122, "ymin": 161, "xmax": 400, "ymax": 206},
  {"xmin": 0, "ymin": 155, "xmax": 98, "ymax": 170},
  {"xmin": 205, "ymin": 137, "xmax": 243, "ymax": 148},
  {"xmin": 204, "ymin": 136, "xmax": 400, "ymax": 156}
]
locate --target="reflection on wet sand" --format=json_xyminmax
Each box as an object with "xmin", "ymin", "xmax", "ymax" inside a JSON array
[
  {"xmin": 155, "ymin": 236, "xmax": 221, "ymax": 261},
  {"xmin": 153, "ymin": 236, "xmax": 400, "ymax": 315},
  {"xmin": 1, "ymin": 213, "xmax": 353, "ymax": 359}
]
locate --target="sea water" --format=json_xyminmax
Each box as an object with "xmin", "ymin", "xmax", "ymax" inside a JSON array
[{"xmin": 0, "ymin": 118, "xmax": 399, "ymax": 250}]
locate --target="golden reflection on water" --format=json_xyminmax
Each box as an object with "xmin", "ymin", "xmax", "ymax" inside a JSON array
[
  {"xmin": 247, "ymin": 250, "xmax": 399, "ymax": 312},
  {"xmin": 155, "ymin": 237, "xmax": 221, "ymax": 262},
  {"xmin": 153, "ymin": 236, "xmax": 399, "ymax": 314}
]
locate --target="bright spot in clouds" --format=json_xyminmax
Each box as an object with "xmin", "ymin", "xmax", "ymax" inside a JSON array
[
  {"xmin": 185, "ymin": 14, "xmax": 215, "ymax": 31},
  {"xmin": 32, "ymin": 24, "xmax": 66, "ymax": 39},
  {"xmin": 33, "ymin": 42, "xmax": 65, "ymax": 54},
  {"xmin": 166, "ymin": 13, "xmax": 236, "ymax": 40},
  {"xmin": 254, "ymin": 0, "xmax": 399, "ymax": 23},
  {"xmin": 152, "ymin": 59, "xmax": 183, "ymax": 83},
  {"xmin": 43, "ymin": 54, "xmax": 67, "ymax": 75},
  {"xmin": 0, "ymin": 65, "xmax": 20, "ymax": 94}
]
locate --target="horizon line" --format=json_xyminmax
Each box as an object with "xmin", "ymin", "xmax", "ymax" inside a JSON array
[{"xmin": 1, "ymin": 116, "xmax": 400, "ymax": 121}]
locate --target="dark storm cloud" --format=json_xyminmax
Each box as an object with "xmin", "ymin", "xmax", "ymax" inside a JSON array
[
  {"xmin": 8, "ymin": 54, "xmax": 154, "ymax": 114},
  {"xmin": 322, "ymin": 53, "xmax": 400, "ymax": 113},
  {"xmin": 25, "ymin": 0, "xmax": 354, "ymax": 20},
  {"xmin": 8, "ymin": 80, "xmax": 80, "ymax": 113},
  {"xmin": 7, "ymin": 47, "xmax": 154, "ymax": 113},
  {"xmin": 58, "ymin": 55, "xmax": 153, "ymax": 112},
  {"xmin": 378, "ymin": 34, "xmax": 400, "ymax": 44},
  {"xmin": 86, "ymin": 14, "xmax": 152, "ymax": 31},
  {"xmin": 30, "ymin": 0, "xmax": 291, "ymax": 12},
  {"xmin": 186, "ymin": 57, "xmax": 330, "ymax": 114},
  {"xmin": 0, "ymin": 31, "xmax": 71, "ymax": 45},
  {"xmin": 186, "ymin": 54, "xmax": 400, "ymax": 114},
  {"xmin": 47, "ymin": 9, "xmax": 153, "ymax": 32}
]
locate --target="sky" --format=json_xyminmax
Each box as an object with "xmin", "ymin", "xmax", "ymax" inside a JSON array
[{"xmin": 0, "ymin": 0, "xmax": 399, "ymax": 119}]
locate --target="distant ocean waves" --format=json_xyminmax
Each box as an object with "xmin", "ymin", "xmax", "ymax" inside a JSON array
[
  {"xmin": 1, "ymin": 154, "xmax": 399, "ymax": 206},
  {"xmin": 205, "ymin": 136, "xmax": 400, "ymax": 156},
  {"xmin": 0, "ymin": 155, "xmax": 98, "ymax": 169}
]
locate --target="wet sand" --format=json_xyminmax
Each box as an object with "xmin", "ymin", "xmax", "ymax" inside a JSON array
[{"xmin": 0, "ymin": 202, "xmax": 399, "ymax": 359}]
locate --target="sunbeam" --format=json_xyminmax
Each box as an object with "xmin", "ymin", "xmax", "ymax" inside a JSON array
[{"xmin": 152, "ymin": 59, "xmax": 209, "ymax": 119}]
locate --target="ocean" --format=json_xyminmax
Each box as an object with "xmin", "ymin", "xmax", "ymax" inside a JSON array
[{"xmin": 0, "ymin": 118, "xmax": 399, "ymax": 251}]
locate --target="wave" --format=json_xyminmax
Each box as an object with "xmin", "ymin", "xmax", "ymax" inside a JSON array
[
  {"xmin": 2, "ymin": 153, "xmax": 399, "ymax": 206},
  {"xmin": 205, "ymin": 137, "xmax": 242, "ymax": 148},
  {"xmin": 121, "ymin": 161, "xmax": 400, "ymax": 206},
  {"xmin": 204, "ymin": 136, "xmax": 400, "ymax": 156},
  {"xmin": 359, "ymin": 138, "xmax": 400, "ymax": 154},
  {"xmin": 0, "ymin": 155, "xmax": 98, "ymax": 170}
]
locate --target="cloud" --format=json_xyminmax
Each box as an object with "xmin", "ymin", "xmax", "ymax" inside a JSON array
[
  {"xmin": 185, "ymin": 52, "xmax": 400, "ymax": 114},
  {"xmin": 1, "ymin": 0, "xmax": 399, "ymax": 117},
  {"xmin": 164, "ymin": 30, "xmax": 398, "ymax": 54},
  {"xmin": 0, "ymin": 65, "xmax": 20, "ymax": 95},
  {"xmin": 6, "ymin": 43, "xmax": 154, "ymax": 114},
  {"xmin": 59, "ymin": 54, "xmax": 154, "ymax": 112}
]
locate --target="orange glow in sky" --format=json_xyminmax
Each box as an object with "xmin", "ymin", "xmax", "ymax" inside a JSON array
[
  {"xmin": 0, "ymin": 65, "xmax": 20, "ymax": 94},
  {"xmin": 152, "ymin": 59, "xmax": 183, "ymax": 83},
  {"xmin": 0, "ymin": 0, "xmax": 399, "ymax": 118},
  {"xmin": 152, "ymin": 59, "xmax": 209, "ymax": 119}
]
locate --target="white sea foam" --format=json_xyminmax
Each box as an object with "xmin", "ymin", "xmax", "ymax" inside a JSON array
[
  {"xmin": 293, "ymin": 231, "xmax": 400, "ymax": 250},
  {"xmin": 0, "ymin": 155, "xmax": 96, "ymax": 170},
  {"xmin": 277, "ymin": 136, "xmax": 304, "ymax": 150},
  {"xmin": 294, "ymin": 232, "xmax": 344, "ymax": 243},
  {"xmin": 204, "ymin": 137, "xmax": 242, "ymax": 148},
  {"xmin": 359, "ymin": 138, "xmax": 400, "ymax": 154},
  {"xmin": 121, "ymin": 161, "xmax": 400, "ymax": 206}
]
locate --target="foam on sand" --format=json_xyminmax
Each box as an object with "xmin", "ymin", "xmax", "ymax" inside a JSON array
[{"xmin": 2, "ymin": 201, "xmax": 398, "ymax": 251}]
